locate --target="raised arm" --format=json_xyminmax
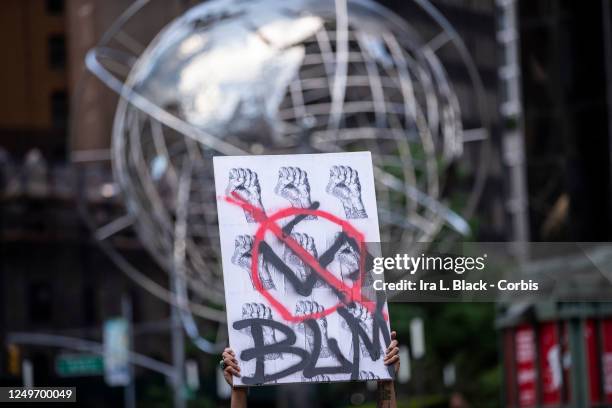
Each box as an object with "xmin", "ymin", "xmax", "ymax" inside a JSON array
[
  {"xmin": 378, "ymin": 330, "xmax": 400, "ymax": 408},
  {"xmin": 222, "ymin": 347, "xmax": 248, "ymax": 408}
]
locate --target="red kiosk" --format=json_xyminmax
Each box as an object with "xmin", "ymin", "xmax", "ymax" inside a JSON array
[{"xmin": 499, "ymin": 302, "xmax": 612, "ymax": 407}]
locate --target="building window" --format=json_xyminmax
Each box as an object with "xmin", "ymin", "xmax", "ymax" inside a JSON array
[
  {"xmin": 48, "ymin": 35, "xmax": 66, "ymax": 70},
  {"xmin": 28, "ymin": 282, "xmax": 53, "ymax": 323},
  {"xmin": 51, "ymin": 91, "xmax": 68, "ymax": 129},
  {"xmin": 46, "ymin": 0, "xmax": 64, "ymax": 15}
]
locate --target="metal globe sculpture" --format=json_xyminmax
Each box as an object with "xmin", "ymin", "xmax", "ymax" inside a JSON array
[{"xmin": 83, "ymin": 0, "xmax": 489, "ymax": 350}]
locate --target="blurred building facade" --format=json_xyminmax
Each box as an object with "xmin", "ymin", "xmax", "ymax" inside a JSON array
[
  {"xmin": 0, "ymin": 1, "xmax": 175, "ymax": 405},
  {"xmin": 0, "ymin": 0, "xmax": 68, "ymax": 158},
  {"xmin": 0, "ymin": 0, "xmax": 503, "ymax": 406},
  {"xmin": 497, "ymin": 1, "xmax": 612, "ymax": 407}
]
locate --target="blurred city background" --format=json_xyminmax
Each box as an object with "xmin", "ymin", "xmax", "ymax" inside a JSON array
[{"xmin": 1, "ymin": 0, "xmax": 612, "ymax": 407}]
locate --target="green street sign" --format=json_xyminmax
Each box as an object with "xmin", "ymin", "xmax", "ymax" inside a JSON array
[{"xmin": 55, "ymin": 353, "xmax": 104, "ymax": 377}]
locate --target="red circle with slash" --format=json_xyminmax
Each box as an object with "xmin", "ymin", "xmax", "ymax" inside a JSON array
[{"xmin": 224, "ymin": 194, "xmax": 380, "ymax": 323}]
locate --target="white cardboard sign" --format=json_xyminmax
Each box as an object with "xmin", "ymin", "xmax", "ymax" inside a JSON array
[{"xmin": 214, "ymin": 152, "xmax": 392, "ymax": 386}]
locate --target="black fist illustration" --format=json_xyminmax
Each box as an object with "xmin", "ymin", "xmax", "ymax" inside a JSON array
[
  {"xmin": 359, "ymin": 370, "xmax": 380, "ymax": 380},
  {"xmin": 226, "ymin": 168, "xmax": 265, "ymax": 223},
  {"xmin": 231, "ymin": 235, "xmax": 275, "ymax": 290},
  {"xmin": 333, "ymin": 233, "xmax": 361, "ymax": 282},
  {"xmin": 326, "ymin": 165, "xmax": 367, "ymax": 219},
  {"xmin": 241, "ymin": 302, "xmax": 281, "ymax": 360},
  {"xmin": 275, "ymin": 167, "xmax": 315, "ymax": 219},
  {"xmin": 341, "ymin": 303, "xmax": 381, "ymax": 358},
  {"xmin": 295, "ymin": 300, "xmax": 331, "ymax": 358},
  {"xmin": 283, "ymin": 233, "xmax": 323, "ymax": 288},
  {"xmin": 304, "ymin": 374, "xmax": 331, "ymax": 382}
]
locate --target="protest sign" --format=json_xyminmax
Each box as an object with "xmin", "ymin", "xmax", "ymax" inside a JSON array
[{"xmin": 214, "ymin": 152, "xmax": 392, "ymax": 386}]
